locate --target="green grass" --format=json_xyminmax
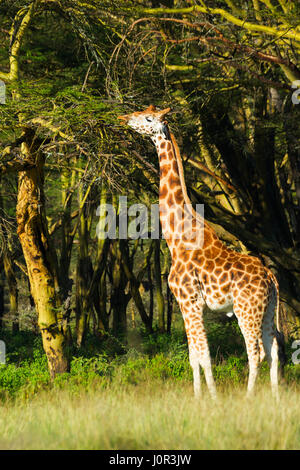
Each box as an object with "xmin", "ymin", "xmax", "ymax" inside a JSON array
[{"xmin": 0, "ymin": 325, "xmax": 299, "ymax": 449}]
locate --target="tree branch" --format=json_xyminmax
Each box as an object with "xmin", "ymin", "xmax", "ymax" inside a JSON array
[{"xmin": 140, "ymin": 5, "xmax": 300, "ymax": 43}]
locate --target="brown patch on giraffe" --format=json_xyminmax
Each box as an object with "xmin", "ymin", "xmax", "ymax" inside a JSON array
[
  {"xmin": 176, "ymin": 261, "xmax": 185, "ymax": 275},
  {"xmin": 167, "ymin": 193, "xmax": 174, "ymax": 206},
  {"xmin": 203, "ymin": 230, "xmax": 213, "ymax": 248},
  {"xmin": 204, "ymin": 260, "xmax": 214, "ymax": 272},
  {"xmin": 182, "ymin": 232, "xmax": 196, "ymax": 243},
  {"xmin": 186, "ymin": 285, "xmax": 194, "ymax": 294},
  {"xmin": 237, "ymin": 280, "xmax": 246, "ymax": 289},
  {"xmin": 169, "ymin": 211, "xmax": 175, "ymax": 231},
  {"xmin": 182, "ymin": 273, "xmax": 190, "ymax": 286},
  {"xmin": 221, "ymin": 283, "xmax": 230, "ymax": 294},
  {"xmin": 160, "ymin": 152, "xmax": 167, "ymax": 161},
  {"xmin": 194, "ymin": 253, "xmax": 204, "ymax": 264},
  {"xmin": 174, "ymin": 188, "xmax": 184, "ymax": 204},
  {"xmin": 172, "ymin": 161, "xmax": 179, "ymax": 173},
  {"xmin": 246, "ymin": 264, "xmax": 256, "ymax": 274},
  {"xmin": 187, "ymin": 261, "xmax": 195, "ymax": 271},
  {"xmin": 167, "ymin": 142, "xmax": 172, "ymax": 151},
  {"xmin": 213, "ymin": 292, "xmax": 221, "ymax": 300},
  {"xmin": 235, "ymin": 261, "xmax": 243, "ymax": 270},
  {"xmin": 233, "ymin": 270, "xmax": 244, "ymax": 280},
  {"xmin": 160, "ymin": 141, "xmax": 166, "ymax": 149},
  {"xmin": 204, "ymin": 246, "xmax": 220, "ymax": 259},
  {"xmin": 214, "ymin": 240, "xmax": 223, "ymax": 249},
  {"xmin": 179, "ymin": 288, "xmax": 187, "ymax": 299},
  {"xmin": 160, "ymin": 164, "xmax": 171, "ymax": 179},
  {"xmin": 181, "ymin": 251, "xmax": 191, "ymax": 263},
  {"xmin": 215, "ymin": 256, "xmax": 228, "ymax": 267},
  {"xmin": 159, "ymin": 184, "xmax": 168, "ymax": 198},
  {"xmin": 220, "ymin": 273, "xmax": 228, "ymax": 283},
  {"xmin": 169, "ymin": 174, "xmax": 180, "ymax": 189},
  {"xmin": 172, "ymin": 287, "xmax": 178, "ymax": 297}
]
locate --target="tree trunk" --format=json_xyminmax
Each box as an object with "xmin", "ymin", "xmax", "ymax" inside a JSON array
[
  {"xmin": 0, "ymin": 258, "xmax": 4, "ymax": 329},
  {"xmin": 16, "ymin": 128, "xmax": 69, "ymax": 378},
  {"xmin": 92, "ymin": 184, "xmax": 110, "ymax": 336},
  {"xmin": 111, "ymin": 239, "xmax": 129, "ymax": 338},
  {"xmin": 3, "ymin": 251, "xmax": 18, "ymax": 332},
  {"xmin": 166, "ymin": 277, "xmax": 173, "ymax": 334},
  {"xmin": 154, "ymin": 239, "xmax": 165, "ymax": 332},
  {"xmin": 75, "ymin": 180, "xmax": 96, "ymax": 346}
]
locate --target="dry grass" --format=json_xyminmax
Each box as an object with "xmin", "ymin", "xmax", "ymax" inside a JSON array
[{"xmin": 0, "ymin": 380, "xmax": 299, "ymax": 450}]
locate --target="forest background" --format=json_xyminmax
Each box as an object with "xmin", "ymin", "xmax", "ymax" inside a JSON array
[{"xmin": 0, "ymin": 0, "xmax": 300, "ymax": 450}]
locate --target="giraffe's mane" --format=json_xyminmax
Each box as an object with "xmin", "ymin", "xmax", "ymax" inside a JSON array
[{"xmin": 169, "ymin": 131, "xmax": 219, "ymax": 238}]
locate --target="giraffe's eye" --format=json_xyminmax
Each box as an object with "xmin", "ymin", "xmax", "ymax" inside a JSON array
[{"xmin": 146, "ymin": 117, "xmax": 152, "ymax": 122}]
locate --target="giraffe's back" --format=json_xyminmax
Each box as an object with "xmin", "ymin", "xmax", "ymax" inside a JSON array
[{"xmin": 192, "ymin": 248, "xmax": 275, "ymax": 319}]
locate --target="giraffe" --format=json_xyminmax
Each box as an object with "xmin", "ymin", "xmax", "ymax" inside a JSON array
[{"xmin": 118, "ymin": 105, "xmax": 285, "ymax": 399}]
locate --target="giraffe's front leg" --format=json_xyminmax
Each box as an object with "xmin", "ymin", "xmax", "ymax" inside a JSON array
[
  {"xmin": 168, "ymin": 269, "xmax": 216, "ymax": 399},
  {"xmin": 182, "ymin": 304, "xmax": 217, "ymax": 401}
]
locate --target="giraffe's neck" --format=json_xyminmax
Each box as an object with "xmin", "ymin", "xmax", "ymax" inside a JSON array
[{"xmin": 152, "ymin": 127, "xmax": 221, "ymax": 254}]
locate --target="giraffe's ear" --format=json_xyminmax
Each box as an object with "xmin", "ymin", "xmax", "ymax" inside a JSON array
[
  {"xmin": 157, "ymin": 107, "xmax": 171, "ymax": 120},
  {"xmin": 117, "ymin": 114, "xmax": 130, "ymax": 123},
  {"xmin": 146, "ymin": 105, "xmax": 156, "ymax": 112}
]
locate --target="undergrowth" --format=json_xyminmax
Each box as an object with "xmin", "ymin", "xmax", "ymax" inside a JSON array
[{"xmin": 0, "ymin": 320, "xmax": 299, "ymax": 402}]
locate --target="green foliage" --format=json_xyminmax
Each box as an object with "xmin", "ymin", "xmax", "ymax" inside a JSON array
[
  {"xmin": 214, "ymin": 356, "xmax": 248, "ymax": 385},
  {"xmin": 0, "ymin": 327, "xmax": 299, "ymax": 402},
  {"xmin": 206, "ymin": 319, "xmax": 246, "ymax": 360}
]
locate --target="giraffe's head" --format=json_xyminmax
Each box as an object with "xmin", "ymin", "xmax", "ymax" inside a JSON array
[{"xmin": 117, "ymin": 105, "xmax": 171, "ymax": 138}]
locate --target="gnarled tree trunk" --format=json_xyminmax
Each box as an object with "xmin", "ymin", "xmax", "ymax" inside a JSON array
[{"xmin": 16, "ymin": 128, "xmax": 69, "ymax": 378}]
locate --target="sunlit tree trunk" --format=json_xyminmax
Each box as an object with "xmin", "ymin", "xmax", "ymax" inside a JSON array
[
  {"xmin": 92, "ymin": 184, "xmax": 109, "ymax": 336},
  {"xmin": 16, "ymin": 128, "xmax": 69, "ymax": 378}
]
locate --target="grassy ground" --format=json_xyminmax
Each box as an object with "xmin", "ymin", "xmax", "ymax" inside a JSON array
[
  {"xmin": 0, "ymin": 382, "xmax": 300, "ymax": 450},
  {"xmin": 0, "ymin": 322, "xmax": 299, "ymax": 450}
]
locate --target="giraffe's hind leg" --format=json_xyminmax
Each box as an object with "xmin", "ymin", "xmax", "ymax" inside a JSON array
[
  {"xmin": 243, "ymin": 330, "xmax": 261, "ymax": 397},
  {"xmin": 235, "ymin": 310, "xmax": 262, "ymax": 397}
]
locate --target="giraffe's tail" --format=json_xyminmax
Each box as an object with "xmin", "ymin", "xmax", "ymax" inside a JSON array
[{"xmin": 268, "ymin": 270, "xmax": 286, "ymax": 378}]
